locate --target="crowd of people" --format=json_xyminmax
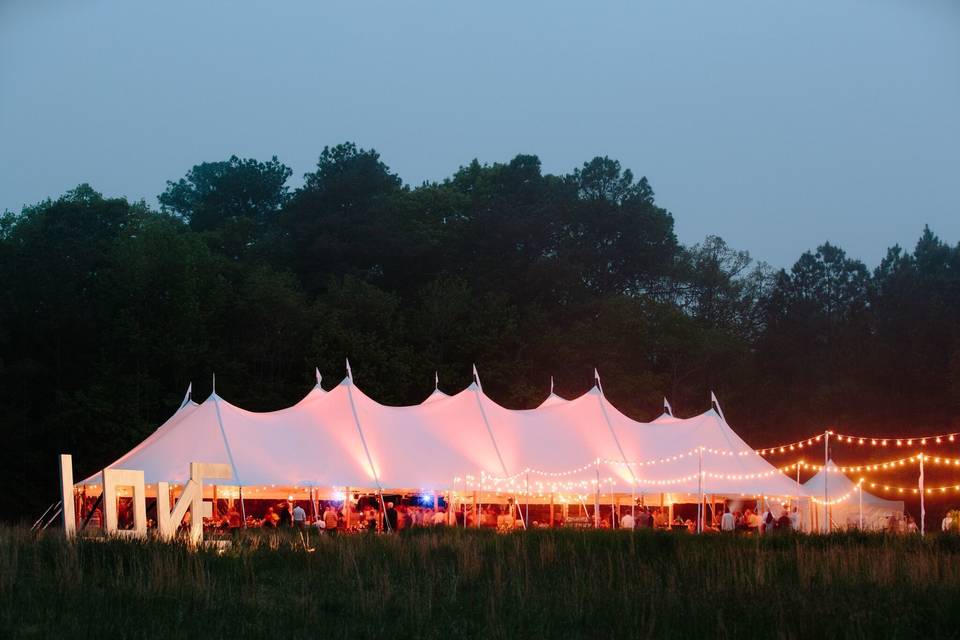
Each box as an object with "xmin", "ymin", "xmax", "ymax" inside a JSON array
[{"xmin": 74, "ymin": 494, "xmax": 943, "ymax": 536}]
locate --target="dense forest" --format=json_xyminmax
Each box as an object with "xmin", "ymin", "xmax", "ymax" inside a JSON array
[{"xmin": 3, "ymin": 143, "xmax": 959, "ymax": 520}]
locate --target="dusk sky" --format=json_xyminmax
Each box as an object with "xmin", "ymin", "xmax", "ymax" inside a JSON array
[{"xmin": 2, "ymin": 0, "xmax": 957, "ymax": 267}]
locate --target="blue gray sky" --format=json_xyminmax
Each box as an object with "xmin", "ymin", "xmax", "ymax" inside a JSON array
[{"xmin": 2, "ymin": 0, "xmax": 957, "ymax": 267}]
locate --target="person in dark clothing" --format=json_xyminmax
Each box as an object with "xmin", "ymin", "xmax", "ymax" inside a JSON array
[
  {"xmin": 777, "ymin": 512, "xmax": 792, "ymax": 532},
  {"xmin": 385, "ymin": 502, "xmax": 398, "ymax": 532},
  {"xmin": 278, "ymin": 501, "xmax": 292, "ymax": 527}
]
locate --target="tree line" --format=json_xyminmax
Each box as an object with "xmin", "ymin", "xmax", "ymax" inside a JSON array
[{"xmin": 2, "ymin": 143, "xmax": 957, "ymax": 519}]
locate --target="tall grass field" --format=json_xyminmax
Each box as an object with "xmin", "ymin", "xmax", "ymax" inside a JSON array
[{"xmin": 3, "ymin": 527, "xmax": 960, "ymax": 639}]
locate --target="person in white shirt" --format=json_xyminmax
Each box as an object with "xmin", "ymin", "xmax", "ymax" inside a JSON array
[
  {"xmin": 620, "ymin": 512, "xmax": 635, "ymax": 529},
  {"xmin": 721, "ymin": 508, "xmax": 735, "ymax": 532},
  {"xmin": 292, "ymin": 503, "xmax": 306, "ymax": 529},
  {"xmin": 943, "ymin": 513, "xmax": 953, "ymax": 532},
  {"xmin": 432, "ymin": 508, "xmax": 447, "ymax": 526}
]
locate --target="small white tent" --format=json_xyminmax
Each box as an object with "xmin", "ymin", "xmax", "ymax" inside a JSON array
[{"xmin": 802, "ymin": 459, "xmax": 904, "ymax": 531}]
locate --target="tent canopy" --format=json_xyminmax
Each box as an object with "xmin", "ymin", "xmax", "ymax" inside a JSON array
[
  {"xmin": 81, "ymin": 374, "xmax": 801, "ymax": 498},
  {"xmin": 803, "ymin": 459, "xmax": 904, "ymax": 508}
]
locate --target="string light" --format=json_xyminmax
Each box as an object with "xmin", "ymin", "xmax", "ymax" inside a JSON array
[
  {"xmin": 473, "ymin": 446, "xmax": 762, "ymax": 484},
  {"xmin": 867, "ymin": 481, "xmax": 960, "ymax": 495},
  {"xmin": 759, "ymin": 429, "xmax": 960, "ymax": 455},
  {"xmin": 810, "ymin": 481, "xmax": 863, "ymax": 506},
  {"xmin": 778, "ymin": 453, "xmax": 930, "ymax": 474}
]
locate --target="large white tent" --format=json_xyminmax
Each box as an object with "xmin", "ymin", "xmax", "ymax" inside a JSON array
[
  {"xmin": 79, "ymin": 369, "xmax": 803, "ymax": 508},
  {"xmin": 802, "ymin": 459, "xmax": 904, "ymax": 531}
]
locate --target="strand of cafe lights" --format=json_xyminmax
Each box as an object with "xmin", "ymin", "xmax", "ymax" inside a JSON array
[
  {"xmin": 779, "ymin": 453, "xmax": 960, "ymax": 474},
  {"xmin": 809, "ymin": 481, "xmax": 863, "ymax": 506},
  {"xmin": 464, "ymin": 447, "xmax": 757, "ymax": 484},
  {"xmin": 758, "ymin": 429, "xmax": 960, "ymax": 456},
  {"xmin": 777, "ymin": 453, "xmax": 930, "ymax": 474}
]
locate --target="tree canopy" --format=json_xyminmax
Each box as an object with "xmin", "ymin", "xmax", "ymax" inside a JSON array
[{"xmin": 2, "ymin": 146, "xmax": 957, "ymax": 520}]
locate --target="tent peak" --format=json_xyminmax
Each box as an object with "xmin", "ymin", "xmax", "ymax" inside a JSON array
[
  {"xmin": 472, "ymin": 364, "xmax": 482, "ymax": 391},
  {"xmin": 710, "ymin": 391, "xmax": 727, "ymax": 422},
  {"xmin": 179, "ymin": 382, "xmax": 193, "ymax": 410},
  {"xmin": 314, "ymin": 367, "xmax": 323, "ymax": 388}
]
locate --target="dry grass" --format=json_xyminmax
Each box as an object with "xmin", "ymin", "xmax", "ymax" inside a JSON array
[{"xmin": 3, "ymin": 526, "xmax": 960, "ymax": 639}]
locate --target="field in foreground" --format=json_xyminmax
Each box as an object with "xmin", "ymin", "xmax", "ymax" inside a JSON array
[{"xmin": 3, "ymin": 527, "xmax": 960, "ymax": 639}]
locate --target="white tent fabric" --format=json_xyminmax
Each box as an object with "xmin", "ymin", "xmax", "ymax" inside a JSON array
[
  {"xmin": 537, "ymin": 392, "xmax": 567, "ymax": 408},
  {"xmin": 420, "ymin": 389, "xmax": 450, "ymax": 404},
  {"xmin": 802, "ymin": 459, "xmax": 904, "ymax": 530},
  {"xmin": 81, "ymin": 377, "xmax": 801, "ymax": 499}
]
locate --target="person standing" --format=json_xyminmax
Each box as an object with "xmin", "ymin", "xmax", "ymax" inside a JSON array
[
  {"xmin": 278, "ymin": 502, "xmax": 292, "ymax": 528},
  {"xmin": 323, "ymin": 506, "xmax": 339, "ymax": 534},
  {"xmin": 292, "ymin": 502, "xmax": 306, "ymax": 529},
  {"xmin": 385, "ymin": 502, "xmax": 399, "ymax": 532},
  {"xmin": 636, "ymin": 509, "xmax": 649, "ymax": 529},
  {"xmin": 621, "ymin": 511, "xmax": 635, "ymax": 529},
  {"xmin": 721, "ymin": 508, "xmax": 735, "ymax": 532},
  {"xmin": 789, "ymin": 506, "xmax": 800, "ymax": 531}
]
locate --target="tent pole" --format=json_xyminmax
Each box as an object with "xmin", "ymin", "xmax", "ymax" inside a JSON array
[
  {"xmin": 524, "ymin": 473, "xmax": 530, "ymax": 530},
  {"xmin": 377, "ymin": 491, "xmax": 390, "ymax": 533},
  {"xmin": 345, "ymin": 487, "xmax": 351, "ymax": 530},
  {"xmin": 473, "ymin": 491, "xmax": 478, "ymax": 528},
  {"xmin": 858, "ymin": 483, "xmax": 863, "ymax": 530},
  {"xmin": 344, "ymin": 368, "xmax": 391, "ymax": 532},
  {"xmin": 239, "ymin": 486, "xmax": 247, "ymax": 528},
  {"xmin": 796, "ymin": 463, "xmax": 801, "ymax": 508},
  {"xmin": 594, "ymin": 459, "xmax": 600, "ymax": 529},
  {"xmin": 823, "ymin": 430, "xmax": 829, "ymax": 533},
  {"xmin": 549, "ymin": 493, "xmax": 555, "ymax": 528},
  {"xmin": 919, "ymin": 454, "xmax": 925, "ymax": 536},
  {"xmin": 697, "ymin": 447, "xmax": 703, "ymax": 534}
]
